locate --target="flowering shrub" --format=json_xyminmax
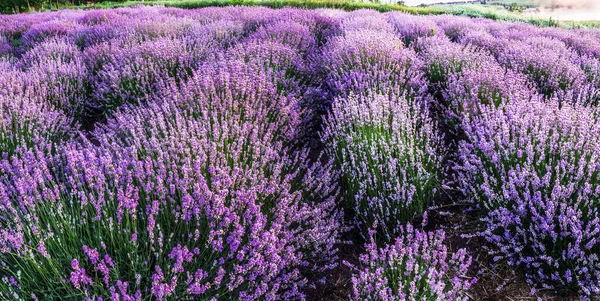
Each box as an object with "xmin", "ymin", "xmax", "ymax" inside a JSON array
[
  {"xmin": 0, "ymin": 64, "xmax": 76, "ymax": 157},
  {"xmin": 387, "ymin": 12, "xmax": 440, "ymax": 47},
  {"xmin": 417, "ymin": 35, "xmax": 490, "ymax": 95},
  {"xmin": 179, "ymin": 57, "xmax": 303, "ymax": 144},
  {"xmin": 455, "ymin": 99, "xmax": 600, "ymax": 297},
  {"xmin": 442, "ymin": 59, "xmax": 535, "ymax": 134},
  {"xmin": 0, "ymin": 95, "xmax": 75, "ymax": 158},
  {"xmin": 321, "ymin": 29, "xmax": 426, "ymax": 99},
  {"xmin": 350, "ymin": 225, "xmax": 474, "ymax": 300},
  {"xmin": 77, "ymin": 9, "xmax": 118, "ymax": 26},
  {"xmin": 496, "ymin": 37, "xmax": 588, "ymax": 102},
  {"xmin": 0, "ymin": 98, "xmax": 342, "ymax": 299},
  {"xmin": 433, "ymin": 15, "xmax": 477, "ymax": 42},
  {"xmin": 249, "ymin": 20, "xmax": 317, "ymax": 53},
  {"xmin": 341, "ymin": 10, "xmax": 395, "ymax": 33},
  {"xmin": 88, "ymin": 36, "xmax": 214, "ymax": 115},
  {"xmin": 322, "ymin": 92, "xmax": 442, "ymax": 240},
  {"xmin": 21, "ymin": 20, "xmax": 79, "ymax": 49},
  {"xmin": 227, "ymin": 40, "xmax": 306, "ymax": 95},
  {"xmin": 540, "ymin": 28, "xmax": 600, "ymax": 59},
  {"xmin": 20, "ymin": 38, "xmax": 90, "ymax": 118},
  {"xmin": 458, "ymin": 29, "xmax": 509, "ymax": 58},
  {"xmin": 0, "ymin": 36, "xmax": 11, "ymax": 58}
]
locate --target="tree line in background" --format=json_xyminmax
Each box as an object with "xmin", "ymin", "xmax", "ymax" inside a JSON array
[{"xmin": 0, "ymin": 0, "xmax": 126, "ymax": 13}]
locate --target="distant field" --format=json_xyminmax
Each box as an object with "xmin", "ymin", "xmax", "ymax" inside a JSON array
[
  {"xmin": 487, "ymin": 0, "xmax": 537, "ymax": 7},
  {"xmin": 3, "ymin": 0, "xmax": 598, "ymax": 28}
]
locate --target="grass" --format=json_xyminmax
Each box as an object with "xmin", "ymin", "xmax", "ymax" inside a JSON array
[
  {"xmin": 431, "ymin": 3, "xmax": 561, "ymax": 27},
  {"xmin": 53, "ymin": 0, "xmax": 442, "ymax": 14},
  {"xmin": 486, "ymin": 0, "xmax": 538, "ymax": 8}
]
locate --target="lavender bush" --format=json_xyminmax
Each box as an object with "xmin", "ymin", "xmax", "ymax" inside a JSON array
[
  {"xmin": 455, "ymin": 99, "xmax": 600, "ymax": 297},
  {"xmin": 88, "ymin": 36, "xmax": 214, "ymax": 116},
  {"xmin": 21, "ymin": 20, "xmax": 79, "ymax": 49},
  {"xmin": 322, "ymin": 92, "xmax": 443, "ymax": 241},
  {"xmin": 20, "ymin": 38, "xmax": 90, "ymax": 118},
  {"xmin": 496, "ymin": 36, "xmax": 588, "ymax": 102},
  {"xmin": 321, "ymin": 28, "xmax": 426, "ymax": 99},
  {"xmin": 0, "ymin": 98, "xmax": 342, "ymax": 299},
  {"xmin": 249, "ymin": 20, "xmax": 317, "ymax": 54},
  {"xmin": 0, "ymin": 64, "xmax": 77, "ymax": 157},
  {"xmin": 417, "ymin": 35, "xmax": 490, "ymax": 96},
  {"xmin": 0, "ymin": 36, "xmax": 11, "ymax": 58},
  {"xmin": 387, "ymin": 12, "xmax": 440, "ymax": 47},
  {"xmin": 0, "ymin": 95, "xmax": 75, "ymax": 158},
  {"xmin": 433, "ymin": 15, "xmax": 477, "ymax": 43},
  {"xmin": 442, "ymin": 59, "xmax": 535, "ymax": 134},
  {"xmin": 179, "ymin": 57, "xmax": 304, "ymax": 144},
  {"xmin": 350, "ymin": 225, "xmax": 474, "ymax": 300}
]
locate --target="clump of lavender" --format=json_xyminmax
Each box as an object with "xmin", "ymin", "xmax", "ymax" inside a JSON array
[
  {"xmin": 20, "ymin": 38, "xmax": 90, "ymax": 118},
  {"xmin": 387, "ymin": 12, "xmax": 440, "ymax": 47},
  {"xmin": 179, "ymin": 57, "xmax": 304, "ymax": 144},
  {"xmin": 0, "ymin": 62, "xmax": 27, "ymax": 98},
  {"xmin": 322, "ymin": 92, "xmax": 443, "ymax": 241},
  {"xmin": 576, "ymin": 55, "xmax": 600, "ymax": 107},
  {"xmin": 434, "ymin": 15, "xmax": 477, "ymax": 42},
  {"xmin": 417, "ymin": 35, "xmax": 490, "ymax": 96},
  {"xmin": 0, "ymin": 96, "xmax": 75, "ymax": 158},
  {"xmin": 21, "ymin": 20, "xmax": 79, "ymax": 49},
  {"xmin": 486, "ymin": 21, "xmax": 537, "ymax": 42},
  {"xmin": 0, "ymin": 98, "xmax": 342, "ymax": 299},
  {"xmin": 71, "ymin": 22, "xmax": 119, "ymax": 50},
  {"xmin": 540, "ymin": 27, "xmax": 600, "ymax": 59},
  {"xmin": 341, "ymin": 10, "xmax": 395, "ymax": 33},
  {"xmin": 226, "ymin": 40, "xmax": 306, "ymax": 96},
  {"xmin": 225, "ymin": 40, "xmax": 322, "ymax": 142},
  {"xmin": 0, "ymin": 64, "xmax": 76, "ymax": 157},
  {"xmin": 350, "ymin": 225, "xmax": 474, "ymax": 300},
  {"xmin": 0, "ymin": 36, "xmax": 11, "ymax": 58},
  {"xmin": 321, "ymin": 29, "xmax": 426, "ymax": 99},
  {"xmin": 455, "ymin": 99, "xmax": 600, "ymax": 297},
  {"xmin": 249, "ymin": 20, "xmax": 317, "ymax": 54},
  {"xmin": 496, "ymin": 37, "xmax": 588, "ymax": 103},
  {"xmin": 442, "ymin": 59, "xmax": 535, "ymax": 134},
  {"xmin": 77, "ymin": 9, "xmax": 118, "ymax": 26},
  {"xmin": 458, "ymin": 29, "xmax": 509, "ymax": 59},
  {"xmin": 88, "ymin": 35, "xmax": 213, "ymax": 115},
  {"xmin": 20, "ymin": 38, "xmax": 80, "ymax": 66}
]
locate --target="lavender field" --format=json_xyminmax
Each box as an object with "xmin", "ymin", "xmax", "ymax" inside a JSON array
[{"xmin": 1, "ymin": 5, "xmax": 600, "ymax": 300}]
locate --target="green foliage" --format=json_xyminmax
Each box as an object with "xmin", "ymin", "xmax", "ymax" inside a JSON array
[
  {"xmin": 506, "ymin": 2, "xmax": 524, "ymax": 13},
  {"xmin": 0, "ymin": 0, "xmax": 442, "ymax": 14},
  {"xmin": 0, "ymin": 0, "xmax": 111, "ymax": 13}
]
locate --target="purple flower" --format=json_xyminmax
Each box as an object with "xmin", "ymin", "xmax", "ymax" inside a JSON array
[
  {"xmin": 351, "ymin": 225, "xmax": 474, "ymax": 300},
  {"xmin": 322, "ymin": 92, "xmax": 443, "ymax": 240},
  {"xmin": 455, "ymin": 98, "xmax": 600, "ymax": 296}
]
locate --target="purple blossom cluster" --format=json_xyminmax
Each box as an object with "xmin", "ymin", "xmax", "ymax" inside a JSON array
[
  {"xmin": 0, "ymin": 63, "xmax": 77, "ymax": 157},
  {"xmin": 320, "ymin": 14, "xmax": 427, "ymax": 99},
  {"xmin": 442, "ymin": 57, "xmax": 535, "ymax": 134},
  {"xmin": 495, "ymin": 37, "xmax": 589, "ymax": 102},
  {"xmin": 350, "ymin": 225, "xmax": 474, "ymax": 300},
  {"xmin": 1, "ymin": 4, "xmax": 600, "ymax": 300},
  {"xmin": 87, "ymin": 35, "xmax": 213, "ymax": 114},
  {"xmin": 455, "ymin": 99, "xmax": 600, "ymax": 296},
  {"xmin": 321, "ymin": 92, "xmax": 443, "ymax": 241}
]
